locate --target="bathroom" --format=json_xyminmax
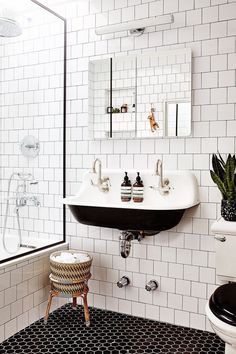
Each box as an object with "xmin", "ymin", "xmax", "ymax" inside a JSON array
[{"xmin": 0, "ymin": 0, "xmax": 235, "ymax": 352}]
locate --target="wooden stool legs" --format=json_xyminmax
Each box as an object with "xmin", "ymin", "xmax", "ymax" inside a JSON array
[
  {"xmin": 44, "ymin": 290, "xmax": 58, "ymax": 324},
  {"xmin": 83, "ymin": 292, "xmax": 90, "ymax": 327},
  {"xmin": 72, "ymin": 297, "xmax": 77, "ymax": 310},
  {"xmin": 44, "ymin": 288, "xmax": 90, "ymax": 327}
]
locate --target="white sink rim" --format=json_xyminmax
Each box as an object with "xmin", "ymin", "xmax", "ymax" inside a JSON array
[{"xmin": 63, "ymin": 169, "xmax": 199, "ymax": 211}]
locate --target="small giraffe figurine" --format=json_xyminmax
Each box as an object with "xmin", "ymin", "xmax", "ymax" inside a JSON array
[{"xmin": 148, "ymin": 103, "xmax": 159, "ymax": 132}]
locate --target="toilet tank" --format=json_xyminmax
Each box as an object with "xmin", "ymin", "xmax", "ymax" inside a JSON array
[{"xmin": 212, "ymin": 219, "xmax": 236, "ymax": 280}]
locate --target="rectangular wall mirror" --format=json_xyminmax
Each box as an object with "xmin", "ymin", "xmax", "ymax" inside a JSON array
[{"xmin": 89, "ymin": 48, "xmax": 191, "ymax": 140}]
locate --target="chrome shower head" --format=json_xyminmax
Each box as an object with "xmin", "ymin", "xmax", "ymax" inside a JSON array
[{"xmin": 0, "ymin": 17, "xmax": 22, "ymax": 37}]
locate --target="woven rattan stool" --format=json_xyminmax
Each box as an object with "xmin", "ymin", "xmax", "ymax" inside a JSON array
[{"xmin": 44, "ymin": 250, "xmax": 92, "ymax": 327}]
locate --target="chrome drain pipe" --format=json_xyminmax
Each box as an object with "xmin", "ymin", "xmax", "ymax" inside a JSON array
[{"xmin": 119, "ymin": 231, "xmax": 144, "ymax": 258}]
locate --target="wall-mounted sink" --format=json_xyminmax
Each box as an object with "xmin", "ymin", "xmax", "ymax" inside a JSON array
[{"xmin": 63, "ymin": 168, "xmax": 199, "ymax": 234}]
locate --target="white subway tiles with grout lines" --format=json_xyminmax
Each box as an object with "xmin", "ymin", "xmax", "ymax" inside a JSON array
[{"xmin": 0, "ymin": 0, "xmax": 235, "ymax": 338}]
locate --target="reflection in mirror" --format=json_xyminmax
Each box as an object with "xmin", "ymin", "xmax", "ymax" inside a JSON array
[
  {"xmin": 110, "ymin": 57, "xmax": 136, "ymax": 139},
  {"xmin": 89, "ymin": 48, "xmax": 191, "ymax": 140},
  {"xmin": 89, "ymin": 59, "xmax": 110, "ymax": 139},
  {"xmin": 89, "ymin": 57, "xmax": 136, "ymax": 139},
  {"xmin": 136, "ymin": 49, "xmax": 191, "ymax": 138},
  {"xmin": 165, "ymin": 101, "xmax": 191, "ymax": 137}
]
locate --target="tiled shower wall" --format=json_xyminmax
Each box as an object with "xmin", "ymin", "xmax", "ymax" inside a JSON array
[
  {"xmin": 0, "ymin": 11, "xmax": 64, "ymax": 245},
  {"xmin": 60, "ymin": 0, "xmax": 236, "ymax": 332}
]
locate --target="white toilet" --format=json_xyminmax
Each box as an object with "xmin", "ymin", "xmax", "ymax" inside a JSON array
[{"xmin": 206, "ymin": 219, "xmax": 236, "ymax": 354}]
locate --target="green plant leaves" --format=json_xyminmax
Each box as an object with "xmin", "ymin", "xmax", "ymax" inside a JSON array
[
  {"xmin": 210, "ymin": 170, "xmax": 226, "ymax": 199},
  {"xmin": 212, "ymin": 153, "xmax": 225, "ymax": 181},
  {"xmin": 225, "ymin": 154, "xmax": 236, "ymax": 201},
  {"xmin": 210, "ymin": 153, "xmax": 236, "ymax": 201}
]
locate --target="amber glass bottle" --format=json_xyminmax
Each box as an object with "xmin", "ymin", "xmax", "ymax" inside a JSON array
[
  {"xmin": 121, "ymin": 172, "xmax": 132, "ymax": 202},
  {"xmin": 133, "ymin": 172, "xmax": 144, "ymax": 203}
]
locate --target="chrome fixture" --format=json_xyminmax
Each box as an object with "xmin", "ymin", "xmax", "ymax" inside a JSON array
[
  {"xmin": 91, "ymin": 158, "xmax": 110, "ymax": 193},
  {"xmin": 20, "ymin": 135, "xmax": 40, "ymax": 158},
  {"xmin": 0, "ymin": 17, "xmax": 22, "ymax": 37},
  {"xmin": 117, "ymin": 276, "xmax": 130, "ymax": 288},
  {"xmin": 149, "ymin": 159, "xmax": 170, "ymax": 195},
  {"xmin": 95, "ymin": 14, "xmax": 174, "ymax": 36},
  {"xmin": 214, "ymin": 236, "xmax": 226, "ymax": 242},
  {"xmin": 119, "ymin": 230, "xmax": 158, "ymax": 258},
  {"xmin": 129, "ymin": 28, "xmax": 145, "ymax": 36},
  {"xmin": 2, "ymin": 172, "xmax": 40, "ymax": 254},
  {"xmin": 145, "ymin": 280, "xmax": 158, "ymax": 292},
  {"xmin": 119, "ymin": 231, "xmax": 144, "ymax": 258}
]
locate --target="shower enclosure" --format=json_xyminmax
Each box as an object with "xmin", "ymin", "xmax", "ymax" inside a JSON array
[{"xmin": 0, "ymin": 0, "xmax": 66, "ymax": 263}]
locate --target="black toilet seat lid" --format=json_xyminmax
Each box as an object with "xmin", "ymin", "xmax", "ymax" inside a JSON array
[{"xmin": 209, "ymin": 283, "xmax": 236, "ymax": 326}]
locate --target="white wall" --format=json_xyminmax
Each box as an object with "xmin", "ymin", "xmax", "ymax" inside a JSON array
[
  {"xmin": 0, "ymin": 244, "xmax": 67, "ymax": 342},
  {"xmin": 1, "ymin": 0, "xmax": 234, "ymax": 334},
  {"xmin": 60, "ymin": 0, "xmax": 236, "ymax": 332}
]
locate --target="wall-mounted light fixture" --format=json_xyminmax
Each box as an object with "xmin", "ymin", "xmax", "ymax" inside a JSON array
[{"xmin": 95, "ymin": 14, "xmax": 174, "ymax": 36}]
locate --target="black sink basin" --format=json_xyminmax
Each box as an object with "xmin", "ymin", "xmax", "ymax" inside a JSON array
[{"xmin": 68, "ymin": 205, "xmax": 185, "ymax": 233}]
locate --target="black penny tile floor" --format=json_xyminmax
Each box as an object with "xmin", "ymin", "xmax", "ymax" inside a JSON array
[{"xmin": 0, "ymin": 304, "xmax": 224, "ymax": 354}]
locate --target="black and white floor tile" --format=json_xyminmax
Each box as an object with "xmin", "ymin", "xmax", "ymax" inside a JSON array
[{"xmin": 0, "ymin": 304, "xmax": 224, "ymax": 353}]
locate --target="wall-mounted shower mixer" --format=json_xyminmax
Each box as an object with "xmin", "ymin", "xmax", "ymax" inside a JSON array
[
  {"xmin": 117, "ymin": 276, "xmax": 130, "ymax": 288},
  {"xmin": 145, "ymin": 280, "xmax": 158, "ymax": 292},
  {"xmin": 20, "ymin": 135, "xmax": 40, "ymax": 158},
  {"xmin": 2, "ymin": 172, "xmax": 40, "ymax": 254}
]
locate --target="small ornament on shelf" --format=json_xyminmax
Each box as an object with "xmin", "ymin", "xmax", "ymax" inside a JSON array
[
  {"xmin": 106, "ymin": 106, "xmax": 113, "ymax": 114},
  {"xmin": 112, "ymin": 108, "xmax": 120, "ymax": 113},
  {"xmin": 121, "ymin": 103, "xmax": 128, "ymax": 113}
]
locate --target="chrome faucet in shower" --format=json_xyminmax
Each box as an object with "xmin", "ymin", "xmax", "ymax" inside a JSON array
[{"xmin": 2, "ymin": 172, "xmax": 40, "ymax": 254}]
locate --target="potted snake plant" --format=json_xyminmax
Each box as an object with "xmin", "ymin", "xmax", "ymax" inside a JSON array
[{"xmin": 210, "ymin": 153, "xmax": 236, "ymax": 221}]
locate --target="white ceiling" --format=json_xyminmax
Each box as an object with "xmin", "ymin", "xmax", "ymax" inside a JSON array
[{"xmin": 0, "ymin": 0, "xmax": 77, "ymax": 13}]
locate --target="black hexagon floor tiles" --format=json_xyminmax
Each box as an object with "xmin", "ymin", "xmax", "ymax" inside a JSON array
[{"xmin": 0, "ymin": 304, "xmax": 224, "ymax": 354}]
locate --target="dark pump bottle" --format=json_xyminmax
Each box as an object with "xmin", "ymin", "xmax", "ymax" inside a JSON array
[
  {"xmin": 121, "ymin": 172, "xmax": 132, "ymax": 202},
  {"xmin": 133, "ymin": 172, "xmax": 144, "ymax": 203}
]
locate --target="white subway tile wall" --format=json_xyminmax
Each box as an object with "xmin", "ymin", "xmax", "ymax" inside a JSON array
[
  {"xmin": 0, "ymin": 245, "xmax": 67, "ymax": 342},
  {"xmin": 0, "ymin": 0, "xmax": 235, "ymax": 338},
  {"xmin": 60, "ymin": 0, "xmax": 236, "ymax": 333}
]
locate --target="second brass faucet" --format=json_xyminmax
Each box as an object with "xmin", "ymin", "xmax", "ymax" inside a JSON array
[
  {"xmin": 91, "ymin": 158, "xmax": 110, "ymax": 193},
  {"xmin": 150, "ymin": 159, "xmax": 170, "ymax": 195}
]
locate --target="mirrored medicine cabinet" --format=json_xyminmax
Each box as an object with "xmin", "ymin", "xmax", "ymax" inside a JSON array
[{"xmin": 88, "ymin": 48, "xmax": 191, "ymax": 140}]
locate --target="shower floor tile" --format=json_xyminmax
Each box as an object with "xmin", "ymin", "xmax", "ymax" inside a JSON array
[{"xmin": 0, "ymin": 304, "xmax": 224, "ymax": 353}]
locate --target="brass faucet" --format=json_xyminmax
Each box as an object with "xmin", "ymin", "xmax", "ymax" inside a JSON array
[
  {"xmin": 91, "ymin": 158, "xmax": 110, "ymax": 193},
  {"xmin": 150, "ymin": 159, "xmax": 170, "ymax": 195}
]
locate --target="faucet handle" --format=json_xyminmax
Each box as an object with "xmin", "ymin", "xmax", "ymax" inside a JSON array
[
  {"xmin": 30, "ymin": 180, "xmax": 38, "ymax": 185},
  {"xmin": 163, "ymin": 178, "xmax": 170, "ymax": 186},
  {"xmin": 101, "ymin": 177, "xmax": 110, "ymax": 191},
  {"xmin": 102, "ymin": 176, "xmax": 110, "ymax": 183}
]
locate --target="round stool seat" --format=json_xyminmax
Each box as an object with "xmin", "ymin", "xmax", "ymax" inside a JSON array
[{"xmin": 209, "ymin": 283, "xmax": 236, "ymax": 326}]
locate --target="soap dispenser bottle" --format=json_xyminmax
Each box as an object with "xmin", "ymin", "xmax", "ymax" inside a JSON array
[
  {"xmin": 133, "ymin": 172, "xmax": 144, "ymax": 203},
  {"xmin": 121, "ymin": 172, "xmax": 132, "ymax": 202}
]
